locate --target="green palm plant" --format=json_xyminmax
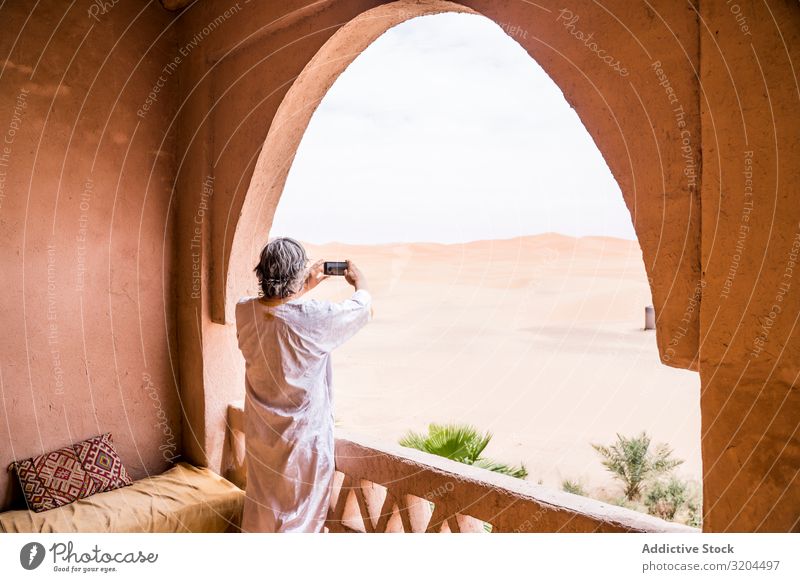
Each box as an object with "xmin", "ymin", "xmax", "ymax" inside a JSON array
[
  {"xmin": 399, "ymin": 423, "xmax": 528, "ymax": 479},
  {"xmin": 591, "ymin": 431, "xmax": 683, "ymax": 501}
]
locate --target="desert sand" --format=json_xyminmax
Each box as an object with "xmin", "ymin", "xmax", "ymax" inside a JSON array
[{"xmin": 300, "ymin": 234, "xmax": 701, "ymax": 498}]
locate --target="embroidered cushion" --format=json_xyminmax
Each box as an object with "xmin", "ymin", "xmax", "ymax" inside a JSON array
[
  {"xmin": 73, "ymin": 433, "xmax": 132, "ymax": 492},
  {"xmin": 10, "ymin": 446, "xmax": 98, "ymax": 512},
  {"xmin": 10, "ymin": 433, "xmax": 132, "ymax": 513}
]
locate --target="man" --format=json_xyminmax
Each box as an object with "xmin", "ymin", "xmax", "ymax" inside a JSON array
[{"xmin": 235, "ymin": 237, "xmax": 372, "ymax": 532}]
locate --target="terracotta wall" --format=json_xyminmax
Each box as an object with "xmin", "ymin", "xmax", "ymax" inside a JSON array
[
  {"xmin": 699, "ymin": 0, "xmax": 800, "ymax": 532},
  {"xmin": 0, "ymin": 2, "xmax": 180, "ymax": 509},
  {"xmin": 173, "ymin": 0, "xmax": 799, "ymax": 531},
  {"xmin": 2, "ymin": 0, "xmax": 797, "ymax": 531},
  {"xmin": 172, "ymin": 0, "xmax": 703, "ymax": 491}
]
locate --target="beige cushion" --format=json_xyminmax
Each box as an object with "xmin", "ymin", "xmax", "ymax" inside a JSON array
[{"xmin": 0, "ymin": 462, "xmax": 244, "ymax": 533}]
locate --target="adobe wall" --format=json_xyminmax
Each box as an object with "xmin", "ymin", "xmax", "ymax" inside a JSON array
[
  {"xmin": 3, "ymin": 0, "xmax": 796, "ymax": 532},
  {"xmin": 0, "ymin": 2, "xmax": 180, "ymax": 509},
  {"xmin": 699, "ymin": 0, "xmax": 800, "ymax": 532},
  {"xmin": 173, "ymin": 0, "xmax": 799, "ymax": 531},
  {"xmin": 173, "ymin": 0, "xmax": 703, "ymax": 493}
]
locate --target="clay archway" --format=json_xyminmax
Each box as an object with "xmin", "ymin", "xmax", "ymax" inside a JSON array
[
  {"xmin": 226, "ymin": 1, "xmax": 477, "ymax": 320},
  {"xmin": 195, "ymin": 0, "xmax": 702, "ymax": 516},
  {"xmin": 221, "ymin": 0, "xmax": 701, "ymax": 372},
  {"xmin": 173, "ymin": 0, "xmax": 800, "ymax": 534}
]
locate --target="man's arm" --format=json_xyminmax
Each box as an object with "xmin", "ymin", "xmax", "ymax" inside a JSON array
[
  {"xmin": 306, "ymin": 259, "xmax": 372, "ymax": 353},
  {"xmin": 346, "ymin": 259, "xmax": 374, "ymax": 319}
]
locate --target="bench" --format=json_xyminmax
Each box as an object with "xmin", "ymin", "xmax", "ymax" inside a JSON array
[{"xmin": 0, "ymin": 462, "xmax": 244, "ymax": 533}]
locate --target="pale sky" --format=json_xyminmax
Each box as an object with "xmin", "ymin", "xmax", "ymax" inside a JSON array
[{"xmin": 271, "ymin": 13, "xmax": 636, "ymax": 245}]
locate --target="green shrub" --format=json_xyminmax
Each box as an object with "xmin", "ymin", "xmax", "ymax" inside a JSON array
[
  {"xmin": 644, "ymin": 477, "xmax": 689, "ymax": 521},
  {"xmin": 561, "ymin": 479, "xmax": 586, "ymax": 496},
  {"xmin": 686, "ymin": 496, "xmax": 703, "ymax": 528}
]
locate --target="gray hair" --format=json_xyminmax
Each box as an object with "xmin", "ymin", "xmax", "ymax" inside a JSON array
[{"xmin": 254, "ymin": 237, "xmax": 308, "ymax": 299}]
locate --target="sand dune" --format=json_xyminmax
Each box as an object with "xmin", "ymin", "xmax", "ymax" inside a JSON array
[{"xmin": 301, "ymin": 234, "xmax": 701, "ymax": 498}]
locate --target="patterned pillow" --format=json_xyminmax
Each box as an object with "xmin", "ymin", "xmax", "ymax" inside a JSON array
[
  {"xmin": 73, "ymin": 433, "xmax": 133, "ymax": 493},
  {"xmin": 9, "ymin": 433, "xmax": 132, "ymax": 513},
  {"xmin": 10, "ymin": 446, "xmax": 98, "ymax": 512}
]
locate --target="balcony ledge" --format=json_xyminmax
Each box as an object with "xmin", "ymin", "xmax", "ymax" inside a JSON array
[{"xmin": 226, "ymin": 401, "xmax": 697, "ymax": 533}]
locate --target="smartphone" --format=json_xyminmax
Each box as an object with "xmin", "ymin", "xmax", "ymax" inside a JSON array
[{"xmin": 324, "ymin": 261, "xmax": 347, "ymax": 276}]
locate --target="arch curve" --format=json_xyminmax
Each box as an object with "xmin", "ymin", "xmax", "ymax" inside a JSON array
[
  {"xmin": 225, "ymin": 0, "xmax": 477, "ymax": 321},
  {"xmin": 220, "ymin": 0, "xmax": 701, "ymax": 370}
]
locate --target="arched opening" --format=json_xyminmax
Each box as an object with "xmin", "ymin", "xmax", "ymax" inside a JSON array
[
  {"xmin": 228, "ymin": 4, "xmax": 700, "ymax": 524},
  {"xmin": 225, "ymin": 1, "xmax": 478, "ymax": 320}
]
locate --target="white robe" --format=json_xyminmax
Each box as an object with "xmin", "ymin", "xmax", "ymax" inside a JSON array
[{"xmin": 235, "ymin": 289, "xmax": 372, "ymax": 532}]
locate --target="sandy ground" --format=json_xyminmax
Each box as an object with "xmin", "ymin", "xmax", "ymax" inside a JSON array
[{"xmin": 301, "ymin": 234, "xmax": 701, "ymax": 498}]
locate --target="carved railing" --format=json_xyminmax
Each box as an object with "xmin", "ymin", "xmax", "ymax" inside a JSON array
[{"xmin": 225, "ymin": 402, "xmax": 696, "ymax": 533}]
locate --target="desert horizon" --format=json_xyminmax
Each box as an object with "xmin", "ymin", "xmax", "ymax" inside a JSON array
[{"xmin": 296, "ymin": 233, "xmax": 702, "ymax": 515}]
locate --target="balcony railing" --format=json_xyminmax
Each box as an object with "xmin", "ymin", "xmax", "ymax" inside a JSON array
[{"xmin": 226, "ymin": 402, "xmax": 695, "ymax": 533}]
